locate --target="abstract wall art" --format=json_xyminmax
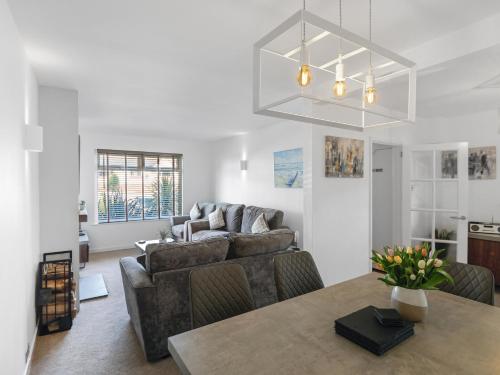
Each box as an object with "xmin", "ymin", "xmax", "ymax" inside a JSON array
[{"xmin": 325, "ymin": 136, "xmax": 364, "ymax": 178}]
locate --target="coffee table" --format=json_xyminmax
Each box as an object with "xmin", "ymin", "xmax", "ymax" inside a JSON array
[{"xmin": 135, "ymin": 238, "xmax": 174, "ymax": 253}]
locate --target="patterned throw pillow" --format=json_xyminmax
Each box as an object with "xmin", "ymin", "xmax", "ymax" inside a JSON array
[
  {"xmin": 190, "ymin": 202, "xmax": 201, "ymax": 220},
  {"xmin": 208, "ymin": 208, "xmax": 225, "ymax": 230},
  {"xmin": 251, "ymin": 213, "xmax": 270, "ymax": 234}
]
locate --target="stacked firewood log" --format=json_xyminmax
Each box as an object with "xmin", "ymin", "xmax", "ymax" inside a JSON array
[{"xmin": 40, "ymin": 261, "xmax": 77, "ymax": 328}]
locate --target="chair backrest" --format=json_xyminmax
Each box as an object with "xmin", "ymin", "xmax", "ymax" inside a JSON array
[
  {"xmin": 273, "ymin": 251, "xmax": 324, "ymax": 301},
  {"xmin": 439, "ymin": 262, "xmax": 495, "ymax": 306},
  {"xmin": 189, "ymin": 263, "xmax": 255, "ymax": 329}
]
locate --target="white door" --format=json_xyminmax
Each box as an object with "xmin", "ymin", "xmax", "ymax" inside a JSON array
[{"xmin": 403, "ymin": 143, "xmax": 468, "ymax": 262}]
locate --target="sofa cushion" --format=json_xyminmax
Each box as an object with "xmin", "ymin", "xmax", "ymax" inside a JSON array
[
  {"xmin": 189, "ymin": 202, "xmax": 201, "ymax": 220},
  {"xmin": 251, "ymin": 213, "xmax": 270, "ymax": 234},
  {"xmin": 145, "ymin": 237, "xmax": 229, "ymax": 274},
  {"xmin": 224, "ymin": 204, "xmax": 245, "ymax": 232},
  {"xmin": 192, "ymin": 230, "xmax": 230, "ymax": 241},
  {"xmin": 172, "ymin": 224, "xmax": 185, "ymax": 240},
  {"xmin": 241, "ymin": 206, "xmax": 284, "ymax": 233},
  {"xmin": 199, "ymin": 202, "xmax": 216, "ymax": 219},
  {"xmin": 208, "ymin": 207, "xmax": 225, "ymax": 229},
  {"xmin": 228, "ymin": 229, "xmax": 294, "ymax": 259}
]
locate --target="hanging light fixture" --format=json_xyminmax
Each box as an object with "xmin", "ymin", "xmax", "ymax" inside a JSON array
[
  {"xmin": 364, "ymin": 0, "xmax": 377, "ymax": 105},
  {"xmin": 253, "ymin": 3, "xmax": 417, "ymax": 130},
  {"xmin": 297, "ymin": 0, "xmax": 312, "ymax": 87},
  {"xmin": 332, "ymin": 0, "xmax": 346, "ymax": 98}
]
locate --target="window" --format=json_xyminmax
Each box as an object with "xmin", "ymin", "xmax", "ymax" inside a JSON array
[{"xmin": 97, "ymin": 149, "xmax": 183, "ymax": 223}]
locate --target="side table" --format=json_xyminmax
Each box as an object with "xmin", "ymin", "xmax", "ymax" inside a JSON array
[{"xmin": 135, "ymin": 238, "xmax": 175, "ymax": 253}]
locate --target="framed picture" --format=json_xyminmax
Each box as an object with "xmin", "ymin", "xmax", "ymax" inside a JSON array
[
  {"xmin": 273, "ymin": 148, "xmax": 303, "ymax": 188},
  {"xmin": 325, "ymin": 136, "xmax": 364, "ymax": 178},
  {"xmin": 469, "ymin": 146, "xmax": 496, "ymax": 180}
]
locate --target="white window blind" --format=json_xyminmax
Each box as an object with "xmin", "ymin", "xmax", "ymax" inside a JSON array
[{"xmin": 97, "ymin": 149, "xmax": 183, "ymax": 223}]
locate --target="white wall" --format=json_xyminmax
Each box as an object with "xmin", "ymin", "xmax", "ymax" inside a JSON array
[
  {"xmin": 213, "ymin": 122, "xmax": 309, "ymax": 246},
  {"xmin": 79, "ymin": 131, "xmax": 213, "ymax": 252},
  {"xmin": 39, "ymin": 86, "xmax": 80, "ymax": 303},
  {"xmin": 305, "ymin": 125, "xmax": 372, "ymax": 286},
  {"xmin": 212, "ymin": 121, "xmax": 373, "ymax": 286},
  {"xmin": 0, "ymin": 1, "xmax": 40, "ymax": 373}
]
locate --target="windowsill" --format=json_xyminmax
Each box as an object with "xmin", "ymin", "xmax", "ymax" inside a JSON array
[{"xmin": 90, "ymin": 218, "xmax": 174, "ymax": 226}]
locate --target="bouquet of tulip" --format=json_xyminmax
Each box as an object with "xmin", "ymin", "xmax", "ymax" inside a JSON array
[{"xmin": 371, "ymin": 243, "xmax": 454, "ymax": 290}]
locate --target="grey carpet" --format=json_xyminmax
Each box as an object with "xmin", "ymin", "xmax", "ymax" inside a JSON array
[
  {"xmin": 31, "ymin": 249, "xmax": 181, "ymax": 375},
  {"xmin": 79, "ymin": 273, "xmax": 108, "ymax": 301}
]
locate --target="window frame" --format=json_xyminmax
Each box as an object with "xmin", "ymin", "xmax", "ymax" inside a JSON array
[{"xmin": 96, "ymin": 149, "xmax": 183, "ymax": 224}]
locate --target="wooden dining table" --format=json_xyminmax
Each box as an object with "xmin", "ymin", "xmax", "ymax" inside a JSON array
[{"xmin": 168, "ymin": 272, "xmax": 500, "ymax": 375}]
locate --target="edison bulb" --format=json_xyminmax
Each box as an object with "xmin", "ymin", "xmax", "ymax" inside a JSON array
[
  {"xmin": 365, "ymin": 86, "xmax": 377, "ymax": 105},
  {"xmin": 333, "ymin": 59, "xmax": 346, "ymax": 97},
  {"xmin": 297, "ymin": 64, "xmax": 312, "ymax": 87},
  {"xmin": 364, "ymin": 72, "xmax": 376, "ymax": 105},
  {"xmin": 333, "ymin": 80, "xmax": 346, "ymax": 97}
]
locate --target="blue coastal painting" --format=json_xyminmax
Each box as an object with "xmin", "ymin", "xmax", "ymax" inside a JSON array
[{"xmin": 274, "ymin": 148, "xmax": 303, "ymax": 188}]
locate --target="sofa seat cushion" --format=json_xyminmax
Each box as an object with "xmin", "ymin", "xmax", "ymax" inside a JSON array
[
  {"xmin": 241, "ymin": 206, "xmax": 284, "ymax": 233},
  {"xmin": 172, "ymin": 224, "xmax": 185, "ymax": 240},
  {"xmin": 145, "ymin": 237, "xmax": 229, "ymax": 273},
  {"xmin": 228, "ymin": 229, "xmax": 294, "ymax": 259},
  {"xmin": 192, "ymin": 230, "xmax": 230, "ymax": 241}
]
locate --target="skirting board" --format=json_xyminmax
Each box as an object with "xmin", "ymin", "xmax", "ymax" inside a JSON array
[
  {"xmin": 90, "ymin": 246, "xmax": 136, "ymax": 254},
  {"xmin": 24, "ymin": 324, "xmax": 38, "ymax": 375}
]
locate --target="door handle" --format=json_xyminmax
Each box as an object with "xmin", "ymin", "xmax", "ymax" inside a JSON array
[{"xmin": 449, "ymin": 215, "xmax": 467, "ymax": 220}]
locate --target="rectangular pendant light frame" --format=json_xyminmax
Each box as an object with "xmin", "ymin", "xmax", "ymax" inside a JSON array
[{"xmin": 253, "ymin": 10, "xmax": 417, "ymax": 131}]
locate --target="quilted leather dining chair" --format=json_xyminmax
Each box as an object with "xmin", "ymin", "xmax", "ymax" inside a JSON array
[
  {"xmin": 189, "ymin": 263, "xmax": 255, "ymax": 329},
  {"xmin": 439, "ymin": 262, "xmax": 495, "ymax": 306},
  {"xmin": 273, "ymin": 251, "xmax": 324, "ymax": 301}
]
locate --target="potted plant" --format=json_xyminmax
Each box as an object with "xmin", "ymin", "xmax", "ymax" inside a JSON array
[
  {"xmin": 371, "ymin": 243, "xmax": 454, "ymax": 322},
  {"xmin": 159, "ymin": 223, "xmax": 172, "ymax": 243}
]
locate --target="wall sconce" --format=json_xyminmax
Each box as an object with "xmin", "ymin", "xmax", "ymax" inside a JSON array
[
  {"xmin": 240, "ymin": 160, "xmax": 248, "ymax": 171},
  {"xmin": 24, "ymin": 124, "xmax": 43, "ymax": 152}
]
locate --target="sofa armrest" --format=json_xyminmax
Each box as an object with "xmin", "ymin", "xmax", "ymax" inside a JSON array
[
  {"xmin": 186, "ymin": 219, "xmax": 210, "ymax": 241},
  {"xmin": 170, "ymin": 215, "xmax": 191, "ymax": 226},
  {"xmin": 120, "ymin": 256, "xmax": 154, "ymax": 289},
  {"xmin": 120, "ymin": 257, "xmax": 163, "ymax": 361}
]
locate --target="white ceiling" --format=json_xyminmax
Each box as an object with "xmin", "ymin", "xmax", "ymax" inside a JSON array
[{"xmin": 8, "ymin": 0, "xmax": 500, "ymax": 140}]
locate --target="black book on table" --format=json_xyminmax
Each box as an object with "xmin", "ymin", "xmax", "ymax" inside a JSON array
[{"xmin": 334, "ymin": 305, "xmax": 414, "ymax": 356}]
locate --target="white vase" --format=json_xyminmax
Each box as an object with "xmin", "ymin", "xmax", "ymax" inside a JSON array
[{"xmin": 391, "ymin": 286, "xmax": 428, "ymax": 322}]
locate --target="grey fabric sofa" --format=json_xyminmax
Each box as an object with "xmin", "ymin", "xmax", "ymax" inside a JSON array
[
  {"xmin": 171, "ymin": 202, "xmax": 286, "ymax": 242},
  {"xmin": 120, "ymin": 230, "xmax": 294, "ymax": 361},
  {"xmin": 170, "ymin": 202, "xmax": 219, "ymax": 241}
]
